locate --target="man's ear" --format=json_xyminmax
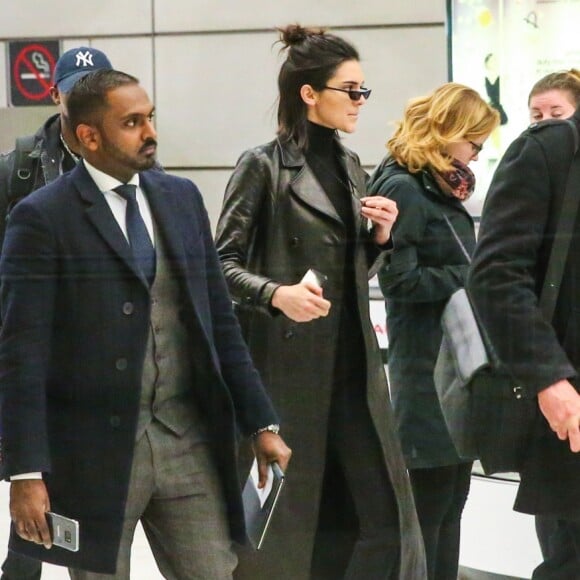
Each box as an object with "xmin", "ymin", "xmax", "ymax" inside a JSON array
[
  {"xmin": 50, "ymin": 86, "xmax": 60, "ymax": 106},
  {"xmin": 75, "ymin": 124, "xmax": 100, "ymax": 152},
  {"xmin": 300, "ymin": 84, "xmax": 318, "ymax": 106}
]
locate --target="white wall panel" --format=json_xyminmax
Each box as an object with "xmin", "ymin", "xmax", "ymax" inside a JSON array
[
  {"xmin": 0, "ymin": 107, "xmax": 52, "ymax": 152},
  {"xmin": 155, "ymin": 26, "xmax": 446, "ymax": 168},
  {"xmin": 0, "ymin": 43, "xmax": 7, "ymax": 107},
  {"xmin": 61, "ymin": 39, "xmax": 90, "ymax": 51},
  {"xmin": 87, "ymin": 38, "xmax": 155, "ymax": 99},
  {"xmin": 171, "ymin": 169, "xmax": 232, "ymax": 232},
  {"xmin": 155, "ymin": 0, "xmax": 445, "ymax": 32},
  {"xmin": 340, "ymin": 27, "xmax": 448, "ymax": 166},
  {"xmin": 0, "ymin": 0, "xmax": 153, "ymax": 38},
  {"xmin": 155, "ymin": 33, "xmax": 281, "ymax": 167}
]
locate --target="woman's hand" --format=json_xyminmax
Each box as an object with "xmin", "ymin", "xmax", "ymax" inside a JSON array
[
  {"xmin": 360, "ymin": 196, "xmax": 398, "ymax": 245},
  {"xmin": 271, "ymin": 282, "xmax": 331, "ymax": 322}
]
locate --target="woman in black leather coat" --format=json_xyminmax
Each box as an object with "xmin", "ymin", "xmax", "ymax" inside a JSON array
[
  {"xmin": 368, "ymin": 83, "xmax": 499, "ymax": 580},
  {"xmin": 216, "ymin": 24, "xmax": 425, "ymax": 580}
]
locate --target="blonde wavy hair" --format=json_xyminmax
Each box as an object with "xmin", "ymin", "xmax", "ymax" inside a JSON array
[{"xmin": 387, "ymin": 82, "xmax": 500, "ymax": 173}]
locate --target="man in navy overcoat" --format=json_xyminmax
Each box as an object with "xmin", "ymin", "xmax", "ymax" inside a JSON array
[{"xmin": 0, "ymin": 69, "xmax": 291, "ymax": 578}]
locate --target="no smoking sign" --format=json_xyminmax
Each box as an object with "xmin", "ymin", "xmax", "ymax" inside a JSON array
[{"xmin": 9, "ymin": 40, "xmax": 59, "ymax": 106}]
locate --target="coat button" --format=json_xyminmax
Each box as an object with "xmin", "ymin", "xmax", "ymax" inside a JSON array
[
  {"xmin": 122, "ymin": 302, "xmax": 134, "ymax": 315},
  {"xmin": 284, "ymin": 329, "xmax": 294, "ymax": 339},
  {"xmin": 110, "ymin": 415, "xmax": 121, "ymax": 427},
  {"xmin": 290, "ymin": 236, "xmax": 300, "ymax": 247},
  {"xmin": 115, "ymin": 358, "xmax": 128, "ymax": 371}
]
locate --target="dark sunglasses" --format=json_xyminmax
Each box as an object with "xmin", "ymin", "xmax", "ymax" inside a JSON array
[
  {"xmin": 469, "ymin": 140, "xmax": 484, "ymax": 154},
  {"xmin": 323, "ymin": 86, "xmax": 372, "ymax": 101}
]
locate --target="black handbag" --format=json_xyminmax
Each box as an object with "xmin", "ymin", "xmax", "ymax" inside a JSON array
[
  {"xmin": 435, "ymin": 286, "xmax": 539, "ymax": 473},
  {"xmin": 434, "ymin": 120, "xmax": 580, "ymax": 474}
]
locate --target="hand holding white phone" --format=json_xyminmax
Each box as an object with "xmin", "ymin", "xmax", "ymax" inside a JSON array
[
  {"xmin": 271, "ymin": 269, "xmax": 330, "ymax": 322},
  {"xmin": 301, "ymin": 268, "xmax": 327, "ymax": 289}
]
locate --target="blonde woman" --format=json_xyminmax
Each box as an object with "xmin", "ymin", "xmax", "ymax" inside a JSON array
[{"xmin": 369, "ymin": 83, "xmax": 499, "ymax": 580}]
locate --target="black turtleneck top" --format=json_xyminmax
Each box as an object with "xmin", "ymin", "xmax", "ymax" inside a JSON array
[
  {"xmin": 305, "ymin": 121, "xmax": 355, "ymax": 237},
  {"xmin": 304, "ymin": 121, "xmax": 362, "ymax": 346}
]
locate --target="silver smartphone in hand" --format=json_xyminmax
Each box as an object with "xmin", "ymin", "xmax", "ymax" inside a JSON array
[
  {"xmin": 46, "ymin": 511, "xmax": 79, "ymax": 552},
  {"xmin": 301, "ymin": 268, "xmax": 328, "ymax": 289}
]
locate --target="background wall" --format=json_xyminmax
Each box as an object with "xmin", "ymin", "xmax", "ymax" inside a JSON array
[{"xmin": 0, "ymin": 0, "xmax": 447, "ymax": 227}]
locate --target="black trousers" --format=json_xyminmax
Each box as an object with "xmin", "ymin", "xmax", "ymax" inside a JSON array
[
  {"xmin": 1, "ymin": 550, "xmax": 41, "ymax": 580},
  {"xmin": 536, "ymin": 515, "xmax": 559, "ymax": 560},
  {"xmin": 408, "ymin": 462, "xmax": 472, "ymax": 580},
  {"xmin": 532, "ymin": 516, "xmax": 580, "ymax": 579},
  {"xmin": 311, "ymin": 321, "xmax": 401, "ymax": 580}
]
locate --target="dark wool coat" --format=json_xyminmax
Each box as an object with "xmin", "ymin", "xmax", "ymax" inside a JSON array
[
  {"xmin": 215, "ymin": 138, "xmax": 426, "ymax": 580},
  {"xmin": 368, "ymin": 157, "xmax": 475, "ymax": 469},
  {"xmin": 0, "ymin": 164, "xmax": 278, "ymax": 573},
  {"xmin": 468, "ymin": 111, "xmax": 580, "ymax": 517}
]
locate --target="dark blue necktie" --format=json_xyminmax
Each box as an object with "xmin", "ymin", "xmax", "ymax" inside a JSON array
[{"xmin": 114, "ymin": 184, "xmax": 156, "ymax": 285}]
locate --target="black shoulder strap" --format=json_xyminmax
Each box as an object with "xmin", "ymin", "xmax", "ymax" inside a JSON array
[
  {"xmin": 9, "ymin": 134, "xmax": 37, "ymax": 208},
  {"xmin": 539, "ymin": 119, "xmax": 580, "ymax": 321}
]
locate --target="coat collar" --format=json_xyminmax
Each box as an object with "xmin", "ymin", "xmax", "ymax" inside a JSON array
[
  {"xmin": 71, "ymin": 163, "xmax": 193, "ymax": 289},
  {"xmin": 372, "ymin": 155, "xmax": 470, "ymax": 216},
  {"xmin": 277, "ymin": 137, "xmax": 364, "ymax": 230},
  {"xmin": 71, "ymin": 162, "xmax": 147, "ymax": 286}
]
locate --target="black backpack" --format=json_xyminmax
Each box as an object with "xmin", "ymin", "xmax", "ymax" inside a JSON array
[{"xmin": 7, "ymin": 134, "xmax": 37, "ymax": 214}]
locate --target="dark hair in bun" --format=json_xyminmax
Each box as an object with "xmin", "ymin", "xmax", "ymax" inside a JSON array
[
  {"xmin": 278, "ymin": 24, "xmax": 324, "ymax": 47},
  {"xmin": 276, "ymin": 24, "xmax": 359, "ymax": 149}
]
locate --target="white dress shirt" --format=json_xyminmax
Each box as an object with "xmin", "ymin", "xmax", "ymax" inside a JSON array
[{"xmin": 84, "ymin": 159, "xmax": 155, "ymax": 246}]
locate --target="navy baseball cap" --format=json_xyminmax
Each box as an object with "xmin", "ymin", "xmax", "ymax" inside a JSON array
[{"xmin": 53, "ymin": 46, "xmax": 113, "ymax": 93}]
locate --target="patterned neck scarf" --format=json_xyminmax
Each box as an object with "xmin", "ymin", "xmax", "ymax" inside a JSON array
[{"xmin": 430, "ymin": 159, "xmax": 476, "ymax": 201}]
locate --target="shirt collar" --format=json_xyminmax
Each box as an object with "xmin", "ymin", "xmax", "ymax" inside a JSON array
[{"xmin": 82, "ymin": 160, "xmax": 140, "ymax": 193}]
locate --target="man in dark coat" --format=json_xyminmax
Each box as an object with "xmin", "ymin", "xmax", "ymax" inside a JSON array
[
  {"xmin": 0, "ymin": 44, "xmax": 113, "ymax": 580},
  {"xmin": 0, "ymin": 46, "xmax": 113, "ymax": 247},
  {"xmin": 0, "ymin": 69, "xmax": 291, "ymax": 578},
  {"xmin": 468, "ymin": 109, "xmax": 580, "ymax": 578}
]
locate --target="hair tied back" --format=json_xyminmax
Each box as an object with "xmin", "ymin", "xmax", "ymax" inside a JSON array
[{"xmin": 277, "ymin": 24, "xmax": 326, "ymax": 49}]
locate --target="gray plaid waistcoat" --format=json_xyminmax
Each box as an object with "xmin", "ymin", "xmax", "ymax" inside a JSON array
[{"xmin": 136, "ymin": 223, "xmax": 207, "ymax": 442}]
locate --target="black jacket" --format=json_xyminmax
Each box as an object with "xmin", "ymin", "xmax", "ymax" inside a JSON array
[
  {"xmin": 0, "ymin": 114, "xmax": 63, "ymax": 245},
  {"xmin": 468, "ymin": 111, "xmax": 580, "ymax": 516},
  {"xmin": 369, "ymin": 157, "xmax": 475, "ymax": 468}
]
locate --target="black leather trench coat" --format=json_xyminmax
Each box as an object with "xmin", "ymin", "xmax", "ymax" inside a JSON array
[{"xmin": 216, "ymin": 137, "xmax": 425, "ymax": 579}]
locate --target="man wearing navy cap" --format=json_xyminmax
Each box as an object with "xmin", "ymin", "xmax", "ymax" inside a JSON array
[
  {"xmin": 0, "ymin": 46, "xmax": 113, "ymax": 245},
  {"xmin": 0, "ymin": 45, "xmax": 113, "ymax": 580}
]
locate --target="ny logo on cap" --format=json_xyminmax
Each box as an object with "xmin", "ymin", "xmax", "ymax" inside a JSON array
[{"xmin": 75, "ymin": 51, "xmax": 94, "ymax": 68}]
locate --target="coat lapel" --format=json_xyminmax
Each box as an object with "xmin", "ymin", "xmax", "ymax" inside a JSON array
[
  {"xmin": 341, "ymin": 147, "xmax": 365, "ymax": 237},
  {"xmin": 72, "ymin": 163, "xmax": 148, "ymax": 287},
  {"xmin": 279, "ymin": 139, "xmax": 343, "ymax": 225},
  {"xmin": 139, "ymin": 171, "xmax": 193, "ymax": 280}
]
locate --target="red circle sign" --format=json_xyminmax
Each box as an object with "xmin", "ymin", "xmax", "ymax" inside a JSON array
[{"xmin": 12, "ymin": 44, "xmax": 56, "ymax": 101}]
